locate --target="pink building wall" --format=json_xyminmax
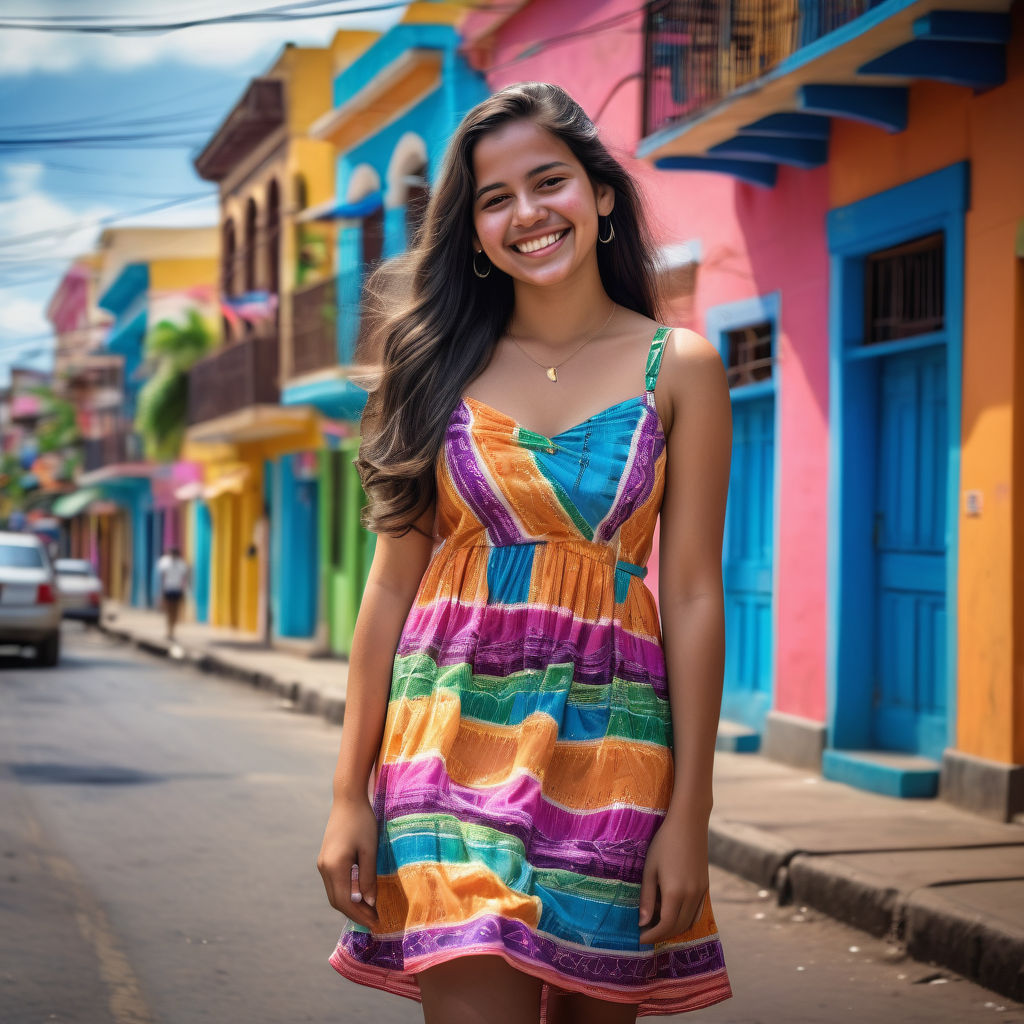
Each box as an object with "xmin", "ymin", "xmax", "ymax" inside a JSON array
[{"xmin": 463, "ymin": 0, "xmax": 831, "ymax": 722}]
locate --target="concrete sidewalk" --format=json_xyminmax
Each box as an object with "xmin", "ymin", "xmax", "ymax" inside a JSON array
[{"xmin": 99, "ymin": 603, "xmax": 1024, "ymax": 1002}]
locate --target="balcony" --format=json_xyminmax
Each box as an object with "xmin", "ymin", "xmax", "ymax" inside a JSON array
[
  {"xmin": 291, "ymin": 277, "xmax": 338, "ymax": 378},
  {"xmin": 187, "ymin": 333, "xmax": 280, "ymax": 427},
  {"xmin": 83, "ymin": 428, "xmax": 143, "ymax": 472},
  {"xmin": 639, "ymin": 0, "xmax": 1012, "ymax": 185}
]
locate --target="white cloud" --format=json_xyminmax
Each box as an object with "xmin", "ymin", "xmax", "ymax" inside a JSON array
[
  {"xmin": 0, "ymin": 3, "xmax": 404, "ymax": 75},
  {"xmin": 0, "ymin": 162, "xmax": 115, "ymax": 263},
  {"xmin": 0, "ymin": 295, "xmax": 48, "ymax": 336}
]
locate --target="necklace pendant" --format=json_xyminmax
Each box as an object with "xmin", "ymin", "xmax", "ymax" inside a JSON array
[{"xmin": 546, "ymin": 366, "xmax": 558, "ymax": 382}]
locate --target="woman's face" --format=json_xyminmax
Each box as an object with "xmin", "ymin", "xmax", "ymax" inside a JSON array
[{"xmin": 470, "ymin": 118, "xmax": 614, "ymax": 288}]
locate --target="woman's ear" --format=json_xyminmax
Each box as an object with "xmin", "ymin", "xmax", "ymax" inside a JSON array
[{"xmin": 596, "ymin": 183, "xmax": 615, "ymax": 218}]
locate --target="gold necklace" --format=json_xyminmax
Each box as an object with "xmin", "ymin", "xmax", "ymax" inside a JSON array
[{"xmin": 507, "ymin": 303, "xmax": 616, "ymax": 382}]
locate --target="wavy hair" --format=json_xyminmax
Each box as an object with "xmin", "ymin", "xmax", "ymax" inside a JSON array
[{"xmin": 354, "ymin": 82, "xmax": 662, "ymax": 538}]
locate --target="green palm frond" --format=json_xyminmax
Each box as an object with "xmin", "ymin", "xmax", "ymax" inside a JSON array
[
  {"xmin": 136, "ymin": 309, "xmax": 218, "ymax": 461},
  {"xmin": 135, "ymin": 364, "xmax": 189, "ymax": 461},
  {"xmin": 145, "ymin": 309, "xmax": 216, "ymax": 372}
]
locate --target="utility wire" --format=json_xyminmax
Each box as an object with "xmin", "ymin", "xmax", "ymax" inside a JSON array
[{"xmin": 0, "ymin": 191, "xmax": 215, "ymax": 250}]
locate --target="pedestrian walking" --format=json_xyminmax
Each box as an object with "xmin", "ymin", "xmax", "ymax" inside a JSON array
[
  {"xmin": 317, "ymin": 82, "xmax": 733, "ymax": 1022},
  {"xmin": 155, "ymin": 546, "xmax": 189, "ymax": 642}
]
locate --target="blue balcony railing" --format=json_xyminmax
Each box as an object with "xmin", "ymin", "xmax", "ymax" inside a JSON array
[{"xmin": 643, "ymin": 0, "xmax": 889, "ymax": 139}]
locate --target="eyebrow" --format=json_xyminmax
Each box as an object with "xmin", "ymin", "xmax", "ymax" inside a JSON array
[{"xmin": 474, "ymin": 161, "xmax": 571, "ymax": 201}]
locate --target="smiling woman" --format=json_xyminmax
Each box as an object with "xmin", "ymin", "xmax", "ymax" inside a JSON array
[{"xmin": 317, "ymin": 82, "xmax": 734, "ymax": 1024}]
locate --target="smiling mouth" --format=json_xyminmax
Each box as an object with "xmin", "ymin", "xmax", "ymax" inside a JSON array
[{"xmin": 511, "ymin": 229, "xmax": 569, "ymax": 254}]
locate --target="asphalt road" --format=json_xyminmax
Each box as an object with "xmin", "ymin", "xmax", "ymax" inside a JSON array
[{"xmin": 1, "ymin": 626, "xmax": 1021, "ymax": 1024}]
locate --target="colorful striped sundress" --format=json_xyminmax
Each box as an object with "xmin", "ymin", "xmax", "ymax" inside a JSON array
[{"xmin": 330, "ymin": 327, "xmax": 732, "ymax": 1015}]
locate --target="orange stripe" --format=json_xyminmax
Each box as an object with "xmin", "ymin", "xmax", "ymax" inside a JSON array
[
  {"xmin": 374, "ymin": 861, "xmax": 541, "ymax": 934},
  {"xmin": 468, "ymin": 413, "xmax": 579, "ymax": 538},
  {"xmin": 381, "ymin": 695, "xmax": 673, "ymax": 811}
]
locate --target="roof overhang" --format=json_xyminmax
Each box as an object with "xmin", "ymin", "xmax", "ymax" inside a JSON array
[
  {"xmin": 311, "ymin": 48, "xmax": 442, "ymax": 151},
  {"xmin": 184, "ymin": 404, "xmax": 318, "ymax": 445},
  {"xmin": 77, "ymin": 463, "xmax": 156, "ymax": 487},
  {"xmin": 638, "ymin": 0, "xmax": 1013, "ymax": 186},
  {"xmin": 194, "ymin": 78, "xmax": 286, "ymax": 183},
  {"xmin": 98, "ymin": 263, "xmax": 148, "ymax": 316},
  {"xmin": 281, "ymin": 367, "xmax": 369, "ymax": 421}
]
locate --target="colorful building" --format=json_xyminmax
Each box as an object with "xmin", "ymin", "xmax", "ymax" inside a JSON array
[
  {"xmin": 461, "ymin": 0, "xmax": 1023, "ymax": 819},
  {"xmin": 189, "ymin": 42, "xmax": 338, "ymax": 638},
  {"xmin": 76, "ymin": 226, "xmax": 218, "ymax": 607},
  {"xmin": 279, "ymin": 3, "xmax": 489, "ymax": 655}
]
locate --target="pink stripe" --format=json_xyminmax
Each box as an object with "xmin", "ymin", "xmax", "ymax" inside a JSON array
[
  {"xmin": 398, "ymin": 599, "xmax": 667, "ymax": 694},
  {"xmin": 376, "ymin": 757, "xmax": 665, "ymax": 883}
]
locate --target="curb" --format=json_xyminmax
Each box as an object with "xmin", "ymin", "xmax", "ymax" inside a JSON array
[
  {"xmin": 99, "ymin": 620, "xmax": 348, "ymax": 725},
  {"xmin": 100, "ymin": 619, "xmax": 1023, "ymax": 1004},
  {"xmin": 708, "ymin": 830, "xmax": 1024, "ymax": 1002}
]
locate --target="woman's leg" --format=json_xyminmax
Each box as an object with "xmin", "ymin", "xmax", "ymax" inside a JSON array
[
  {"xmin": 417, "ymin": 955, "xmax": 543, "ymax": 1024},
  {"xmin": 545, "ymin": 990, "xmax": 639, "ymax": 1024}
]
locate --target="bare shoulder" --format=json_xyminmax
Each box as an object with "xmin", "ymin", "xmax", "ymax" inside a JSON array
[{"xmin": 656, "ymin": 326, "xmax": 730, "ymax": 437}]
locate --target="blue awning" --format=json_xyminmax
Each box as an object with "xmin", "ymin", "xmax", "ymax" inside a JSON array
[{"xmin": 302, "ymin": 191, "xmax": 382, "ymax": 222}]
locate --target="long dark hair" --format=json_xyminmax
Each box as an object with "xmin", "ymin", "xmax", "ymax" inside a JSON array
[{"xmin": 354, "ymin": 82, "xmax": 662, "ymax": 538}]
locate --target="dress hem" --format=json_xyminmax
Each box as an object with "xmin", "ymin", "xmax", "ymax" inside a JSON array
[{"xmin": 329, "ymin": 943, "xmax": 733, "ymax": 1018}]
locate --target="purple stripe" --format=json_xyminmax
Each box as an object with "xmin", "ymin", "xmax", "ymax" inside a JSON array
[
  {"xmin": 338, "ymin": 914, "xmax": 727, "ymax": 986},
  {"xmin": 597, "ymin": 405, "xmax": 666, "ymax": 543},
  {"xmin": 446, "ymin": 403, "xmax": 524, "ymax": 546},
  {"xmin": 601, "ymin": 403, "xmax": 665, "ymax": 541},
  {"xmin": 375, "ymin": 758, "xmax": 665, "ymax": 884},
  {"xmin": 398, "ymin": 600, "xmax": 667, "ymax": 694}
]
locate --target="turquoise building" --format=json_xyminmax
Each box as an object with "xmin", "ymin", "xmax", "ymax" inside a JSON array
[{"xmin": 275, "ymin": 9, "xmax": 488, "ymax": 655}]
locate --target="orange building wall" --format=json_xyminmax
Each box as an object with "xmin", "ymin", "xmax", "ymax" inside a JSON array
[{"xmin": 828, "ymin": 17, "xmax": 1024, "ymax": 765}]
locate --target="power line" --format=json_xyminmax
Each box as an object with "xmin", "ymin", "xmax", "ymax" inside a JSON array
[
  {"xmin": 0, "ymin": 0, "xmax": 418, "ymax": 34},
  {"xmin": 0, "ymin": 191, "xmax": 215, "ymax": 250}
]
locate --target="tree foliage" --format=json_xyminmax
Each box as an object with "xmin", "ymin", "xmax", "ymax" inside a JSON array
[{"xmin": 135, "ymin": 310, "xmax": 215, "ymax": 462}]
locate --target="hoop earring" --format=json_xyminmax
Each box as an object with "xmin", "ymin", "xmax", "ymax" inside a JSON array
[
  {"xmin": 598, "ymin": 217, "xmax": 615, "ymax": 244},
  {"xmin": 472, "ymin": 250, "xmax": 492, "ymax": 279}
]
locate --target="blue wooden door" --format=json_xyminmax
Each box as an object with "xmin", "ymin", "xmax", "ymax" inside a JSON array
[
  {"xmin": 721, "ymin": 392, "xmax": 774, "ymax": 728},
  {"xmin": 873, "ymin": 347, "xmax": 947, "ymax": 759}
]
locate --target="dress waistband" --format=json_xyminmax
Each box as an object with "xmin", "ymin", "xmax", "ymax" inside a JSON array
[{"xmin": 435, "ymin": 536, "xmax": 648, "ymax": 583}]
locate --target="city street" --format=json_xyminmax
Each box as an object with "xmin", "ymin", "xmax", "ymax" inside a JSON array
[{"xmin": 1, "ymin": 626, "xmax": 1021, "ymax": 1024}]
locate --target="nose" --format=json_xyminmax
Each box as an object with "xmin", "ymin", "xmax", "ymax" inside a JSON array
[{"xmin": 511, "ymin": 191, "xmax": 545, "ymax": 228}]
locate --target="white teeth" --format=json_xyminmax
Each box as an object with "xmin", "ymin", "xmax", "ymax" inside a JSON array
[{"xmin": 515, "ymin": 230, "xmax": 565, "ymax": 254}]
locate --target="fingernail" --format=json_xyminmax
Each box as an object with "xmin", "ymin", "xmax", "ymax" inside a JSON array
[
  {"xmin": 351, "ymin": 892, "xmax": 362, "ymax": 903},
  {"xmin": 366, "ymin": 895, "xmax": 375, "ymax": 907}
]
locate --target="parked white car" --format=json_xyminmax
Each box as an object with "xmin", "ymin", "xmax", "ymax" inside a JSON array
[
  {"xmin": 54, "ymin": 558, "xmax": 103, "ymax": 625},
  {"xmin": 0, "ymin": 530, "xmax": 61, "ymax": 666}
]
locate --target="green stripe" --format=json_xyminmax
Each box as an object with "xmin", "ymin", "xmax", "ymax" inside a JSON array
[
  {"xmin": 390, "ymin": 653, "xmax": 671, "ymax": 745},
  {"xmin": 645, "ymin": 326, "xmax": 671, "ymax": 392},
  {"xmin": 533, "ymin": 457, "xmax": 594, "ymax": 539},
  {"xmin": 384, "ymin": 813, "xmax": 640, "ymax": 904}
]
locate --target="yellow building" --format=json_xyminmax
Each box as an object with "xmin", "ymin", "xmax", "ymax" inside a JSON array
[{"xmin": 187, "ymin": 42, "xmax": 359, "ymax": 637}]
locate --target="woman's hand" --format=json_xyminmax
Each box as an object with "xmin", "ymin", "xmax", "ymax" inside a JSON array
[
  {"xmin": 637, "ymin": 807, "xmax": 710, "ymax": 945},
  {"xmin": 317, "ymin": 793, "xmax": 380, "ymax": 930}
]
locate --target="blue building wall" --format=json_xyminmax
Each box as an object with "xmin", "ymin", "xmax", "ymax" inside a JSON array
[
  {"xmin": 191, "ymin": 500, "xmax": 212, "ymax": 623},
  {"xmin": 332, "ymin": 22, "xmax": 489, "ymax": 362}
]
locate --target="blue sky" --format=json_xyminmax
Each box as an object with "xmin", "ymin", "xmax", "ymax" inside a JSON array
[{"xmin": 0, "ymin": 1, "xmax": 404, "ymax": 385}]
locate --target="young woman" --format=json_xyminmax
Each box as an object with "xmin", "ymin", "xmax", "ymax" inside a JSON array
[{"xmin": 317, "ymin": 83, "xmax": 733, "ymax": 1023}]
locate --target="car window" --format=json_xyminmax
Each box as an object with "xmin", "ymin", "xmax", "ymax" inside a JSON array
[
  {"xmin": 56, "ymin": 560, "xmax": 92, "ymax": 575},
  {"xmin": 0, "ymin": 544, "xmax": 45, "ymax": 568}
]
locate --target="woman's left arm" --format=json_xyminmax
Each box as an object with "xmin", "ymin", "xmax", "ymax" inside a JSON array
[{"xmin": 639, "ymin": 327, "xmax": 733, "ymax": 945}]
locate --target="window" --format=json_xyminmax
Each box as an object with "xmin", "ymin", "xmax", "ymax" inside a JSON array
[
  {"xmin": 724, "ymin": 320, "xmax": 773, "ymax": 388},
  {"xmin": 267, "ymin": 179, "xmax": 281, "ymax": 298},
  {"xmin": 865, "ymin": 231, "xmax": 944, "ymax": 344},
  {"xmin": 0, "ymin": 543, "xmax": 45, "ymax": 568},
  {"xmin": 244, "ymin": 198, "xmax": 258, "ymax": 292}
]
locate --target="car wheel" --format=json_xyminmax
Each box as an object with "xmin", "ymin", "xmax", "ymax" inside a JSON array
[{"xmin": 36, "ymin": 631, "xmax": 60, "ymax": 668}]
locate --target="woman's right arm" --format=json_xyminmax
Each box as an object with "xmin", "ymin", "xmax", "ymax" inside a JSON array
[{"xmin": 316, "ymin": 501, "xmax": 436, "ymax": 929}]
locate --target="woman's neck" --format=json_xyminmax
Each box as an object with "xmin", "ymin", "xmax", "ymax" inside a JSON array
[{"xmin": 508, "ymin": 260, "xmax": 612, "ymax": 347}]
